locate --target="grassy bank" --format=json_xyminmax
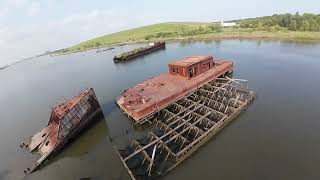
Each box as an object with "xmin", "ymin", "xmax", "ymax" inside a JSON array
[{"xmin": 53, "ymin": 22, "xmax": 320, "ymax": 55}]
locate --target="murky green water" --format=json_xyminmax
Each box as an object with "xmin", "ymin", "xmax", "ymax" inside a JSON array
[{"xmin": 1, "ymin": 39, "xmax": 320, "ymax": 180}]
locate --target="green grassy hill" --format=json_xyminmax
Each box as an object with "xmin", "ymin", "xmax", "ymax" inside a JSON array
[
  {"xmin": 55, "ymin": 17, "xmax": 320, "ymax": 55},
  {"xmin": 55, "ymin": 22, "xmax": 223, "ymax": 54}
]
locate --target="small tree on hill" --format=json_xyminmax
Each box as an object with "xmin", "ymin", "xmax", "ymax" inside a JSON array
[
  {"xmin": 300, "ymin": 20, "xmax": 310, "ymax": 31},
  {"xmin": 289, "ymin": 20, "xmax": 297, "ymax": 31}
]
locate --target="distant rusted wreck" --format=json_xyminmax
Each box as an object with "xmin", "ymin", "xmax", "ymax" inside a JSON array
[
  {"xmin": 115, "ymin": 56, "xmax": 255, "ymax": 179},
  {"xmin": 20, "ymin": 88, "xmax": 102, "ymax": 174},
  {"xmin": 113, "ymin": 42, "xmax": 165, "ymax": 62}
]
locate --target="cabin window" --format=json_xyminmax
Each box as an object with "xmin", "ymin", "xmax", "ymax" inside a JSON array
[
  {"xmin": 189, "ymin": 68, "xmax": 194, "ymax": 78},
  {"xmin": 42, "ymin": 133, "xmax": 46, "ymax": 137},
  {"xmin": 172, "ymin": 67, "xmax": 179, "ymax": 74},
  {"xmin": 45, "ymin": 141, "xmax": 49, "ymax": 146}
]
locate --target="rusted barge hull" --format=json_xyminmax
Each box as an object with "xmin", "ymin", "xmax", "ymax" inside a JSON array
[
  {"xmin": 117, "ymin": 56, "xmax": 233, "ymax": 124},
  {"xmin": 20, "ymin": 88, "xmax": 103, "ymax": 174},
  {"xmin": 113, "ymin": 42, "xmax": 165, "ymax": 62},
  {"xmin": 115, "ymin": 78, "xmax": 255, "ymax": 180}
]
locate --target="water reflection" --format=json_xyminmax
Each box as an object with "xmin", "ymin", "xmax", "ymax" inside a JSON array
[{"xmin": 256, "ymin": 40, "xmax": 262, "ymax": 47}]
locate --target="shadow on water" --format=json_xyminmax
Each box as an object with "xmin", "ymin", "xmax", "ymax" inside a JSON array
[
  {"xmin": 179, "ymin": 39, "xmax": 223, "ymax": 49},
  {"xmin": 101, "ymin": 100, "xmax": 118, "ymax": 117}
]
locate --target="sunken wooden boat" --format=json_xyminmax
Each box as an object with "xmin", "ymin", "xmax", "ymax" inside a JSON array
[
  {"xmin": 115, "ymin": 56, "xmax": 255, "ymax": 180},
  {"xmin": 113, "ymin": 42, "xmax": 165, "ymax": 62},
  {"xmin": 20, "ymin": 88, "xmax": 103, "ymax": 174}
]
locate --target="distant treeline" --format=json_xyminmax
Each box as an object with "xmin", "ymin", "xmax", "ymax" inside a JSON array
[
  {"xmin": 144, "ymin": 24, "xmax": 222, "ymax": 40},
  {"xmin": 238, "ymin": 13, "xmax": 320, "ymax": 31}
]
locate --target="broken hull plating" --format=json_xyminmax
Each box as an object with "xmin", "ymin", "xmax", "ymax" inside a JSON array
[
  {"xmin": 29, "ymin": 108, "xmax": 103, "ymax": 173},
  {"xmin": 21, "ymin": 88, "xmax": 103, "ymax": 174}
]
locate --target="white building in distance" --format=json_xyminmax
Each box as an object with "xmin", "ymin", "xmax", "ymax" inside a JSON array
[{"xmin": 221, "ymin": 20, "xmax": 237, "ymax": 27}]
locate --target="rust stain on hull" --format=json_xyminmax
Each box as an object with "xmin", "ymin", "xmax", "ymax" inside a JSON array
[{"xmin": 20, "ymin": 88, "xmax": 103, "ymax": 174}]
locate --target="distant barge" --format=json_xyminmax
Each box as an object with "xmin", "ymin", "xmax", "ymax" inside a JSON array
[
  {"xmin": 113, "ymin": 42, "xmax": 165, "ymax": 62},
  {"xmin": 0, "ymin": 65, "xmax": 9, "ymax": 70},
  {"xmin": 20, "ymin": 88, "xmax": 102, "ymax": 174},
  {"xmin": 115, "ymin": 56, "xmax": 255, "ymax": 180}
]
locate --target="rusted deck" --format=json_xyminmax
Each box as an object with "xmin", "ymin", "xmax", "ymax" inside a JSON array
[
  {"xmin": 115, "ymin": 77, "xmax": 255, "ymax": 180},
  {"xmin": 117, "ymin": 56, "xmax": 233, "ymax": 123}
]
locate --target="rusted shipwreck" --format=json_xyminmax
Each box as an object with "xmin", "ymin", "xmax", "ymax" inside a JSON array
[
  {"xmin": 113, "ymin": 42, "xmax": 165, "ymax": 62},
  {"xmin": 115, "ymin": 56, "xmax": 255, "ymax": 179},
  {"xmin": 20, "ymin": 88, "xmax": 102, "ymax": 174}
]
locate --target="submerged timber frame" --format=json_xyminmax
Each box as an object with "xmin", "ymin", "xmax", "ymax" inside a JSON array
[{"xmin": 115, "ymin": 77, "xmax": 255, "ymax": 180}]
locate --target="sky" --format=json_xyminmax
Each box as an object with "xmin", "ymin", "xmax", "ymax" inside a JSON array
[{"xmin": 0, "ymin": 0, "xmax": 319, "ymax": 67}]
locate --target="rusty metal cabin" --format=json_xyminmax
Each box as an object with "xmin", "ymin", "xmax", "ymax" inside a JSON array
[{"xmin": 168, "ymin": 56, "xmax": 215, "ymax": 79}]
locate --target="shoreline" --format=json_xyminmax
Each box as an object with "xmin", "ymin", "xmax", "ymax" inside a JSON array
[
  {"xmin": 0, "ymin": 65, "xmax": 9, "ymax": 71},
  {"xmin": 51, "ymin": 32, "xmax": 320, "ymax": 56}
]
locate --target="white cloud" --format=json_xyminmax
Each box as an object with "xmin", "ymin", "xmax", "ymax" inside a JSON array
[
  {"xmin": 0, "ymin": 7, "xmax": 9, "ymax": 18},
  {"xmin": 27, "ymin": 1, "xmax": 40, "ymax": 16},
  {"xmin": 0, "ymin": 7, "xmax": 151, "ymax": 67},
  {"xmin": 52, "ymin": 8, "xmax": 146, "ymax": 36},
  {"xmin": 11, "ymin": 0, "xmax": 28, "ymax": 8},
  {"xmin": 0, "ymin": 26, "xmax": 10, "ymax": 45},
  {"xmin": 0, "ymin": 0, "xmax": 38, "ymax": 19}
]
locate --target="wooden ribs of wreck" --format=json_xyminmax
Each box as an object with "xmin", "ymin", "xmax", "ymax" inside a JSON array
[
  {"xmin": 116, "ymin": 78, "xmax": 255, "ymax": 180},
  {"xmin": 20, "ymin": 88, "xmax": 103, "ymax": 174},
  {"xmin": 113, "ymin": 42, "xmax": 165, "ymax": 62},
  {"xmin": 114, "ymin": 56, "xmax": 255, "ymax": 180}
]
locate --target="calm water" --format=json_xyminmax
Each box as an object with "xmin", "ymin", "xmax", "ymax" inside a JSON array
[{"xmin": 1, "ymin": 40, "xmax": 320, "ymax": 180}]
